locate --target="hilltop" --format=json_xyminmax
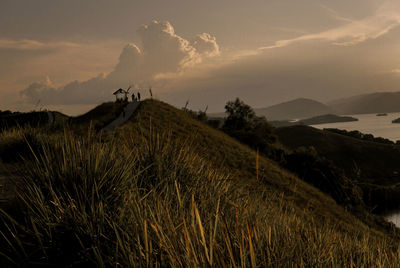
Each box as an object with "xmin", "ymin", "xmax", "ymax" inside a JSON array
[
  {"xmin": 254, "ymin": 98, "xmax": 335, "ymax": 120},
  {"xmin": 328, "ymin": 91, "xmax": 400, "ymax": 115}
]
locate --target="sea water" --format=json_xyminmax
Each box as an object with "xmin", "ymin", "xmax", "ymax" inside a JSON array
[
  {"xmin": 311, "ymin": 112, "xmax": 400, "ymax": 142},
  {"xmin": 310, "ymin": 112, "xmax": 400, "ymax": 227}
]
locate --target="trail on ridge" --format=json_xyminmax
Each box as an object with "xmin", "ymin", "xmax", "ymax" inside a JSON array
[{"xmin": 102, "ymin": 101, "xmax": 140, "ymax": 132}]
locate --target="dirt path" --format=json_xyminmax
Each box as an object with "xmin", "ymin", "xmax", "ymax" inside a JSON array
[
  {"xmin": 47, "ymin": 111, "xmax": 54, "ymax": 126},
  {"xmin": 102, "ymin": 100, "xmax": 140, "ymax": 132}
]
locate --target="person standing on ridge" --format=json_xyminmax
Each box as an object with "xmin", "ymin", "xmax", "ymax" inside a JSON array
[
  {"xmin": 137, "ymin": 92, "xmax": 141, "ymax": 101},
  {"xmin": 131, "ymin": 93, "xmax": 135, "ymax": 102}
]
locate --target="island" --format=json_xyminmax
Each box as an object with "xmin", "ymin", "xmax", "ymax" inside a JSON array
[
  {"xmin": 377, "ymin": 113, "xmax": 388, "ymax": 116},
  {"xmin": 301, "ymin": 114, "xmax": 358, "ymax": 125},
  {"xmin": 270, "ymin": 114, "xmax": 358, "ymax": 127},
  {"xmin": 392, "ymin": 118, "xmax": 400, "ymax": 123}
]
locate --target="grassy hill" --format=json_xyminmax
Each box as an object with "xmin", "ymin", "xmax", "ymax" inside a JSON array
[
  {"xmin": 0, "ymin": 111, "xmax": 49, "ymax": 129},
  {"xmin": 275, "ymin": 125, "xmax": 400, "ymax": 211},
  {"xmin": 1, "ymin": 100, "xmax": 400, "ymax": 266},
  {"xmin": 275, "ymin": 125, "xmax": 400, "ymax": 186},
  {"xmin": 119, "ymin": 100, "xmax": 395, "ymax": 224},
  {"xmin": 69, "ymin": 101, "xmax": 126, "ymax": 131}
]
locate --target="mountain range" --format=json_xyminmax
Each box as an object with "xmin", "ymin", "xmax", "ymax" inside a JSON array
[
  {"xmin": 253, "ymin": 91, "xmax": 400, "ymax": 121},
  {"xmin": 328, "ymin": 92, "xmax": 400, "ymax": 115},
  {"xmin": 254, "ymin": 98, "xmax": 334, "ymax": 120}
]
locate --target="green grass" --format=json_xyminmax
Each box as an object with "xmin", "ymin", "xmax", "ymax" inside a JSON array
[{"xmin": 1, "ymin": 100, "xmax": 400, "ymax": 266}]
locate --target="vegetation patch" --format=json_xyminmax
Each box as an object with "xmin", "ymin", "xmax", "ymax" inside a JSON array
[{"xmin": 0, "ymin": 100, "xmax": 399, "ymax": 266}]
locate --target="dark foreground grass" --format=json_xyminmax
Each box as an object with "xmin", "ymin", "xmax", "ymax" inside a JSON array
[{"xmin": 0, "ymin": 125, "xmax": 400, "ymax": 267}]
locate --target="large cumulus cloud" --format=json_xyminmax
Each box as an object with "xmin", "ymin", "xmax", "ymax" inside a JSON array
[{"xmin": 21, "ymin": 20, "xmax": 219, "ymax": 105}]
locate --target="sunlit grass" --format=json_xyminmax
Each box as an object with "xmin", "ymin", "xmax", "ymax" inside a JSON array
[{"xmin": 0, "ymin": 124, "xmax": 400, "ymax": 266}]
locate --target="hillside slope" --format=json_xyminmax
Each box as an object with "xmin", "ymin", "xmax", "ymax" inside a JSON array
[
  {"xmin": 329, "ymin": 92, "xmax": 400, "ymax": 114},
  {"xmin": 1, "ymin": 100, "xmax": 400, "ymax": 265},
  {"xmin": 255, "ymin": 98, "xmax": 335, "ymax": 120},
  {"xmin": 0, "ymin": 111, "xmax": 50, "ymax": 129},
  {"xmin": 275, "ymin": 125, "xmax": 400, "ymax": 188},
  {"xmin": 118, "ymin": 100, "xmax": 390, "ymax": 230},
  {"xmin": 70, "ymin": 102, "xmax": 126, "ymax": 131}
]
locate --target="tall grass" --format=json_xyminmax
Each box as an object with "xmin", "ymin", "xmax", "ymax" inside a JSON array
[{"xmin": 1, "ymin": 127, "xmax": 400, "ymax": 266}]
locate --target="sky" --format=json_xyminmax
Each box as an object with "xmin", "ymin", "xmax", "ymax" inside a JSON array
[{"xmin": 2, "ymin": 0, "xmax": 400, "ymax": 115}]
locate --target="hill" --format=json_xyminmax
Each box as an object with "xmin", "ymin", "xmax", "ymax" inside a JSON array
[
  {"xmin": 1, "ymin": 100, "xmax": 399, "ymax": 266},
  {"xmin": 69, "ymin": 101, "xmax": 126, "ymax": 131},
  {"xmin": 0, "ymin": 111, "xmax": 50, "ymax": 129},
  {"xmin": 275, "ymin": 125, "xmax": 400, "ymax": 210},
  {"xmin": 120, "ymin": 100, "xmax": 392, "ymax": 216},
  {"xmin": 329, "ymin": 92, "xmax": 400, "ymax": 115},
  {"xmin": 275, "ymin": 125, "xmax": 400, "ymax": 186},
  {"xmin": 255, "ymin": 98, "xmax": 335, "ymax": 120}
]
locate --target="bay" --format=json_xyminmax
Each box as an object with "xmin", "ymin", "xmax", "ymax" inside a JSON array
[
  {"xmin": 311, "ymin": 112, "xmax": 400, "ymax": 227},
  {"xmin": 311, "ymin": 112, "xmax": 400, "ymax": 142}
]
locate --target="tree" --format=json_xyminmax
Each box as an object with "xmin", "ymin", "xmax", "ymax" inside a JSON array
[
  {"xmin": 223, "ymin": 98, "xmax": 256, "ymax": 130},
  {"xmin": 222, "ymin": 98, "xmax": 276, "ymax": 153}
]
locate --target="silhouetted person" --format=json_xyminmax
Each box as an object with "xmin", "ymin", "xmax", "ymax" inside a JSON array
[
  {"xmin": 131, "ymin": 93, "xmax": 135, "ymax": 102},
  {"xmin": 137, "ymin": 92, "xmax": 141, "ymax": 101}
]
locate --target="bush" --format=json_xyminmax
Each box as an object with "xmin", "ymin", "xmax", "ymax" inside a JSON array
[
  {"xmin": 325, "ymin": 128, "xmax": 394, "ymax": 145},
  {"xmin": 222, "ymin": 98, "xmax": 275, "ymax": 151},
  {"xmin": 284, "ymin": 146, "xmax": 364, "ymax": 207},
  {"xmin": 0, "ymin": 127, "xmax": 43, "ymax": 163}
]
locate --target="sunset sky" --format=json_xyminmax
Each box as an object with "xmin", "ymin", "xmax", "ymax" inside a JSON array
[{"xmin": 2, "ymin": 0, "xmax": 400, "ymax": 115}]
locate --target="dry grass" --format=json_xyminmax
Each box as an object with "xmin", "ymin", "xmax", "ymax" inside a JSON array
[{"xmin": 0, "ymin": 125, "xmax": 399, "ymax": 266}]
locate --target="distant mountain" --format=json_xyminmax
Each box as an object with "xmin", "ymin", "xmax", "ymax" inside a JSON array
[
  {"xmin": 328, "ymin": 92, "xmax": 400, "ymax": 115},
  {"xmin": 255, "ymin": 98, "xmax": 335, "ymax": 120}
]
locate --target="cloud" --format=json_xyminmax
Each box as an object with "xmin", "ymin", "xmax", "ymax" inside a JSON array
[
  {"xmin": 136, "ymin": 20, "xmax": 200, "ymax": 70},
  {"xmin": 18, "ymin": 4, "xmax": 400, "ymax": 113},
  {"xmin": 191, "ymin": 33, "xmax": 220, "ymax": 57},
  {"xmin": 0, "ymin": 39, "xmax": 80, "ymax": 51},
  {"xmin": 21, "ymin": 74, "xmax": 111, "ymax": 105},
  {"xmin": 21, "ymin": 20, "xmax": 219, "ymax": 105},
  {"xmin": 260, "ymin": 2, "xmax": 400, "ymax": 49}
]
